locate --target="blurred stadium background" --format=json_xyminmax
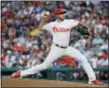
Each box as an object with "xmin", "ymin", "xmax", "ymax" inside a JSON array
[{"xmin": 1, "ymin": 1, "xmax": 109, "ymax": 84}]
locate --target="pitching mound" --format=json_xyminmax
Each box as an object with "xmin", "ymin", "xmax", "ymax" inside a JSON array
[{"xmin": 2, "ymin": 78, "xmax": 108, "ymax": 87}]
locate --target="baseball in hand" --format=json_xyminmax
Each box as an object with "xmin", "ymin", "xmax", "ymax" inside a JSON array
[
  {"xmin": 44, "ymin": 11, "xmax": 50, "ymax": 16},
  {"xmin": 41, "ymin": 11, "xmax": 50, "ymax": 18}
]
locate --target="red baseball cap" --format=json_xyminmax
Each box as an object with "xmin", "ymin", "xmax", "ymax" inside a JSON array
[{"xmin": 53, "ymin": 9, "xmax": 66, "ymax": 15}]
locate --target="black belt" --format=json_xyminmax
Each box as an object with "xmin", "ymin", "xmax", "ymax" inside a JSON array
[{"xmin": 55, "ymin": 44, "xmax": 68, "ymax": 49}]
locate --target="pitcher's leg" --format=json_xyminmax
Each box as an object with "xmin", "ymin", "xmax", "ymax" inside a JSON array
[
  {"xmin": 21, "ymin": 45, "xmax": 63, "ymax": 77},
  {"xmin": 65, "ymin": 47, "xmax": 96, "ymax": 82}
]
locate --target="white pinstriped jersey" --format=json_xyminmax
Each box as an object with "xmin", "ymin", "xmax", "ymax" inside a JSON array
[{"xmin": 43, "ymin": 19, "xmax": 79, "ymax": 46}]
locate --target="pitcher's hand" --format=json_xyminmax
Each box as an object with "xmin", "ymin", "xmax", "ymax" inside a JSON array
[{"xmin": 41, "ymin": 11, "xmax": 50, "ymax": 20}]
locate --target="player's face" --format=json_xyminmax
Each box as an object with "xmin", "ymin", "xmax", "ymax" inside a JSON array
[{"xmin": 57, "ymin": 13, "xmax": 65, "ymax": 20}]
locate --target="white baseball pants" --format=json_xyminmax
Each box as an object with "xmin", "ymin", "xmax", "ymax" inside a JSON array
[{"xmin": 21, "ymin": 43, "xmax": 96, "ymax": 82}]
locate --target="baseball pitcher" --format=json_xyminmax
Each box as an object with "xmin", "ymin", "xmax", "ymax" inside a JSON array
[{"xmin": 11, "ymin": 9, "xmax": 103, "ymax": 85}]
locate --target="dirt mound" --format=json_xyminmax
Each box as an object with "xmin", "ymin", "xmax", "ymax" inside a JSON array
[{"xmin": 2, "ymin": 78, "xmax": 108, "ymax": 87}]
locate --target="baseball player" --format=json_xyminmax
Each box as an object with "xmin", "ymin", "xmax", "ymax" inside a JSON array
[{"xmin": 11, "ymin": 9, "xmax": 103, "ymax": 85}]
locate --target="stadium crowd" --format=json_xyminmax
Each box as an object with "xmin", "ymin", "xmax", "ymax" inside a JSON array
[{"xmin": 1, "ymin": 1, "xmax": 108, "ymax": 80}]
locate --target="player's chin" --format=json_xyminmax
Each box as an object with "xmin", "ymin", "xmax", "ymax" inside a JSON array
[{"xmin": 60, "ymin": 17, "xmax": 65, "ymax": 21}]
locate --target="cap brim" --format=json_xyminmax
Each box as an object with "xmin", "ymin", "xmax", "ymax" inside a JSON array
[
  {"xmin": 61, "ymin": 11, "xmax": 66, "ymax": 14},
  {"xmin": 56, "ymin": 10, "xmax": 67, "ymax": 15}
]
